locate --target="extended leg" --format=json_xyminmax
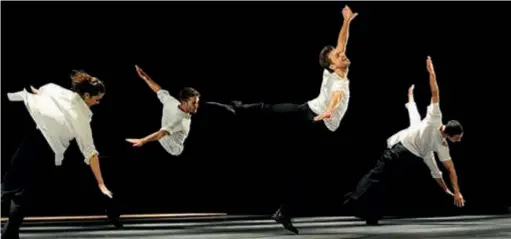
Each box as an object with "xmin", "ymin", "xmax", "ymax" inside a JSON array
[
  {"xmin": 205, "ymin": 101, "xmax": 312, "ymax": 121},
  {"xmin": 1, "ymin": 187, "xmax": 29, "ymax": 239},
  {"xmin": 344, "ymin": 148, "xmax": 395, "ymax": 225},
  {"xmin": 104, "ymin": 195, "xmax": 123, "ymax": 228}
]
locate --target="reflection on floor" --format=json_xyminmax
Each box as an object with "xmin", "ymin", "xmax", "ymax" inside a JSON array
[{"xmin": 5, "ymin": 214, "xmax": 511, "ymax": 238}]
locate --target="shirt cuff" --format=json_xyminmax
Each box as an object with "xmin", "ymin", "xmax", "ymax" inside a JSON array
[
  {"xmin": 7, "ymin": 90, "xmax": 27, "ymax": 102},
  {"xmin": 161, "ymin": 127, "xmax": 173, "ymax": 135},
  {"xmin": 83, "ymin": 149, "xmax": 99, "ymax": 165},
  {"xmin": 431, "ymin": 171, "xmax": 443, "ymax": 179}
]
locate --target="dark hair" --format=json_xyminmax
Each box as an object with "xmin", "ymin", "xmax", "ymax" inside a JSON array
[
  {"xmin": 319, "ymin": 45, "xmax": 335, "ymax": 72},
  {"xmin": 444, "ymin": 120, "xmax": 463, "ymax": 136},
  {"xmin": 70, "ymin": 69, "xmax": 105, "ymax": 97},
  {"xmin": 179, "ymin": 87, "xmax": 200, "ymax": 102}
]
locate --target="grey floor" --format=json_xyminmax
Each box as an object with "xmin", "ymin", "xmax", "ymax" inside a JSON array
[{"xmin": 14, "ymin": 214, "xmax": 511, "ymax": 238}]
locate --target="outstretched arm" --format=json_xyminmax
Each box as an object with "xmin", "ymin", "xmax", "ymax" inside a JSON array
[
  {"xmin": 135, "ymin": 65, "xmax": 162, "ymax": 93},
  {"xmin": 441, "ymin": 159, "xmax": 465, "ymax": 207},
  {"xmin": 126, "ymin": 129, "xmax": 169, "ymax": 147},
  {"xmin": 313, "ymin": 83, "xmax": 345, "ymax": 122},
  {"xmin": 426, "ymin": 56, "xmax": 439, "ymax": 104},
  {"xmin": 335, "ymin": 5, "xmax": 358, "ymax": 55},
  {"xmin": 423, "ymin": 152, "xmax": 452, "ymax": 194}
]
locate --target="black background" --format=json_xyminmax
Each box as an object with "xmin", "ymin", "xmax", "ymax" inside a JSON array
[{"xmin": 2, "ymin": 1, "xmax": 509, "ymax": 218}]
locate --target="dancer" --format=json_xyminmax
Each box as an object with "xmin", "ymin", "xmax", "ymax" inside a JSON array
[
  {"xmin": 205, "ymin": 5, "xmax": 358, "ymax": 234},
  {"xmin": 2, "ymin": 70, "xmax": 121, "ymax": 239},
  {"xmin": 125, "ymin": 66, "xmax": 200, "ymax": 156},
  {"xmin": 344, "ymin": 56, "xmax": 465, "ymax": 226}
]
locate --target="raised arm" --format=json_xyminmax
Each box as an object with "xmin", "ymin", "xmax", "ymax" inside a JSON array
[
  {"xmin": 426, "ymin": 56, "xmax": 439, "ymax": 104},
  {"xmin": 335, "ymin": 5, "xmax": 358, "ymax": 55},
  {"xmin": 135, "ymin": 65, "xmax": 162, "ymax": 93},
  {"xmin": 405, "ymin": 84, "xmax": 422, "ymax": 127}
]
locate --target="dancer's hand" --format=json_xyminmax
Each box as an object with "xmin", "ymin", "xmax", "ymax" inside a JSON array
[
  {"xmin": 135, "ymin": 65, "xmax": 151, "ymax": 81},
  {"xmin": 342, "ymin": 5, "xmax": 358, "ymax": 21},
  {"xmin": 126, "ymin": 138, "xmax": 145, "ymax": 147},
  {"xmin": 30, "ymin": 85, "xmax": 40, "ymax": 94},
  {"xmin": 408, "ymin": 84, "xmax": 415, "ymax": 102},
  {"xmin": 454, "ymin": 192, "xmax": 465, "ymax": 207},
  {"xmin": 99, "ymin": 183, "xmax": 113, "ymax": 199},
  {"xmin": 314, "ymin": 111, "xmax": 332, "ymax": 121},
  {"xmin": 408, "ymin": 84, "xmax": 415, "ymax": 96},
  {"xmin": 445, "ymin": 189, "xmax": 454, "ymax": 197}
]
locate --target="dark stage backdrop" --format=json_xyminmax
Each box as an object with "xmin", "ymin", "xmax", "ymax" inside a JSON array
[{"xmin": 2, "ymin": 2, "xmax": 509, "ymax": 217}]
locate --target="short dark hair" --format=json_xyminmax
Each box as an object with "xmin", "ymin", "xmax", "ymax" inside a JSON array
[
  {"xmin": 179, "ymin": 87, "xmax": 200, "ymax": 102},
  {"xmin": 444, "ymin": 120, "xmax": 463, "ymax": 136},
  {"xmin": 70, "ymin": 70, "xmax": 105, "ymax": 97},
  {"xmin": 319, "ymin": 45, "xmax": 335, "ymax": 72}
]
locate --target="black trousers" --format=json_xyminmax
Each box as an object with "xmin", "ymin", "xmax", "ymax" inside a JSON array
[
  {"xmin": 235, "ymin": 102, "xmax": 329, "ymax": 217},
  {"xmin": 1, "ymin": 129, "xmax": 119, "ymax": 239},
  {"xmin": 346, "ymin": 142, "xmax": 420, "ymax": 221},
  {"xmin": 235, "ymin": 102, "xmax": 317, "ymax": 124},
  {"xmin": 1, "ymin": 128, "xmax": 55, "ymax": 239}
]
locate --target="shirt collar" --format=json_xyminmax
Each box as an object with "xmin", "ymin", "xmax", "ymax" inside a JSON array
[
  {"xmin": 73, "ymin": 93, "xmax": 93, "ymax": 119},
  {"xmin": 177, "ymin": 105, "xmax": 191, "ymax": 119},
  {"xmin": 437, "ymin": 127, "xmax": 448, "ymax": 146}
]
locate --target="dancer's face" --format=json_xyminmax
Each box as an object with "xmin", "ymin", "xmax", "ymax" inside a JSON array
[
  {"xmin": 447, "ymin": 133, "xmax": 463, "ymax": 143},
  {"xmin": 83, "ymin": 92, "xmax": 105, "ymax": 107},
  {"xmin": 182, "ymin": 96, "xmax": 200, "ymax": 114},
  {"xmin": 328, "ymin": 49, "xmax": 351, "ymax": 70}
]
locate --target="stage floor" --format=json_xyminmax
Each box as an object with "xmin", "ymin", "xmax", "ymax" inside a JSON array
[{"xmin": 8, "ymin": 214, "xmax": 511, "ymax": 238}]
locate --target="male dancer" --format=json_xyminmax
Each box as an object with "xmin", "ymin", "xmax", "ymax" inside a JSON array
[
  {"xmin": 206, "ymin": 5, "xmax": 358, "ymax": 234},
  {"xmin": 344, "ymin": 56, "xmax": 465, "ymax": 225},
  {"xmin": 2, "ymin": 71, "xmax": 121, "ymax": 239},
  {"xmin": 126, "ymin": 66, "xmax": 200, "ymax": 156}
]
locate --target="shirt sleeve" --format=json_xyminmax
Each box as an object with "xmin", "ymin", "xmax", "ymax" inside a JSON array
[
  {"xmin": 160, "ymin": 135, "xmax": 185, "ymax": 156},
  {"xmin": 436, "ymin": 143, "xmax": 452, "ymax": 162},
  {"xmin": 68, "ymin": 100, "xmax": 99, "ymax": 164},
  {"xmin": 332, "ymin": 79, "xmax": 346, "ymax": 92},
  {"xmin": 38, "ymin": 83, "xmax": 58, "ymax": 94},
  {"xmin": 423, "ymin": 152, "xmax": 443, "ymax": 179},
  {"xmin": 157, "ymin": 89, "xmax": 178, "ymax": 105},
  {"xmin": 405, "ymin": 102, "xmax": 422, "ymax": 127},
  {"xmin": 425, "ymin": 102, "xmax": 442, "ymax": 125}
]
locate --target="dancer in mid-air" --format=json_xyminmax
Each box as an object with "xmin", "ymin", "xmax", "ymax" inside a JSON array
[
  {"xmin": 344, "ymin": 56, "xmax": 465, "ymax": 226},
  {"xmin": 125, "ymin": 66, "xmax": 200, "ymax": 156},
  {"xmin": 2, "ymin": 70, "xmax": 121, "ymax": 239},
  {"xmin": 206, "ymin": 5, "xmax": 358, "ymax": 234}
]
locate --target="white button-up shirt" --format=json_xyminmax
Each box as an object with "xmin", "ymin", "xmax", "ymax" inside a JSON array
[
  {"xmin": 7, "ymin": 83, "xmax": 98, "ymax": 166},
  {"xmin": 156, "ymin": 89, "xmax": 191, "ymax": 156},
  {"xmin": 387, "ymin": 102, "xmax": 450, "ymax": 179},
  {"xmin": 307, "ymin": 70, "xmax": 350, "ymax": 132}
]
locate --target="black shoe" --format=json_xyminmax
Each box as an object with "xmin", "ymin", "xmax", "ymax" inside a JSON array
[
  {"xmin": 205, "ymin": 101, "xmax": 236, "ymax": 114},
  {"xmin": 106, "ymin": 210, "xmax": 123, "ymax": 229},
  {"xmin": 272, "ymin": 209, "xmax": 299, "ymax": 234},
  {"xmin": 1, "ymin": 232, "xmax": 20, "ymax": 239}
]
